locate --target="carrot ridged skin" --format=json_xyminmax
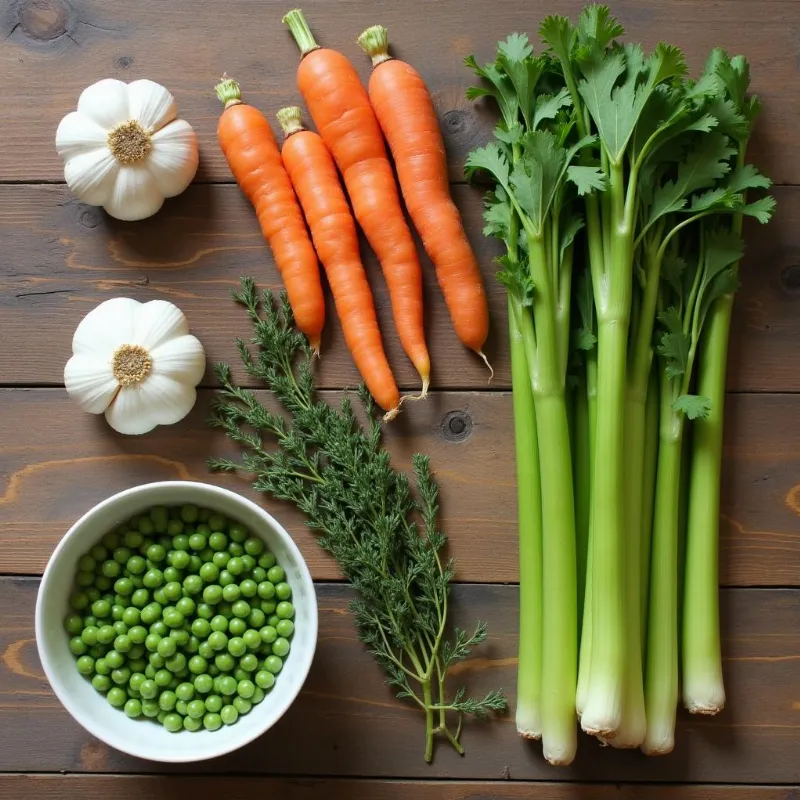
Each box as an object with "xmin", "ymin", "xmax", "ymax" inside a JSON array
[
  {"xmin": 280, "ymin": 122, "xmax": 401, "ymax": 413},
  {"xmin": 217, "ymin": 101, "xmax": 325, "ymax": 350},
  {"xmin": 296, "ymin": 48, "xmax": 430, "ymax": 390},
  {"xmin": 367, "ymin": 58, "xmax": 489, "ymax": 356}
]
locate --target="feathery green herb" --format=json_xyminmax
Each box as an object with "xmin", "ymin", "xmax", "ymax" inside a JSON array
[{"xmin": 208, "ymin": 279, "xmax": 507, "ymax": 763}]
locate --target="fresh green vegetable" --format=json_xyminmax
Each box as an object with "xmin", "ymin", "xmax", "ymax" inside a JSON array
[
  {"xmin": 65, "ymin": 504, "xmax": 295, "ymax": 731},
  {"xmin": 208, "ymin": 278, "xmax": 507, "ymax": 763}
]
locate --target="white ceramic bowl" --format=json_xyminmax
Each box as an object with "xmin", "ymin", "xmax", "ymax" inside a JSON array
[{"xmin": 35, "ymin": 481, "xmax": 318, "ymax": 762}]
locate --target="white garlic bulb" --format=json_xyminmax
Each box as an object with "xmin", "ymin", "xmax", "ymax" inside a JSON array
[
  {"xmin": 64, "ymin": 298, "xmax": 206, "ymax": 435},
  {"xmin": 55, "ymin": 79, "xmax": 199, "ymax": 221}
]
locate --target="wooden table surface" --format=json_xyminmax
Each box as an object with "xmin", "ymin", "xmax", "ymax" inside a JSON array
[{"xmin": 2, "ymin": 0, "xmax": 799, "ymax": 797}]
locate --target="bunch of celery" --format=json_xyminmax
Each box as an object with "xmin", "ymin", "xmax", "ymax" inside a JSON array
[{"xmin": 466, "ymin": 4, "xmax": 774, "ymax": 764}]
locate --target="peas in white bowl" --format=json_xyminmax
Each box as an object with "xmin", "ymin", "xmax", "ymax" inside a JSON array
[{"xmin": 36, "ymin": 482, "xmax": 317, "ymax": 763}]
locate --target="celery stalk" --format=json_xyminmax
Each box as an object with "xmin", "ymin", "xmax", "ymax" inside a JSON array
[
  {"xmin": 509, "ymin": 297, "xmax": 544, "ymax": 737},
  {"xmin": 681, "ymin": 294, "xmax": 731, "ymax": 714},
  {"xmin": 641, "ymin": 364, "xmax": 660, "ymax": 641}
]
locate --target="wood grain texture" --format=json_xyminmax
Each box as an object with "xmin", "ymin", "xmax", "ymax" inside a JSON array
[
  {"xmin": 0, "ymin": 0, "xmax": 798, "ymax": 184},
  {"xmin": 0, "ymin": 775, "xmax": 797, "ymax": 800},
  {"xmin": 1, "ymin": 186, "xmax": 798, "ymax": 391},
  {"xmin": 2, "ymin": 578, "xmax": 799, "ymax": 782},
  {"xmin": 1, "ymin": 389, "xmax": 799, "ymax": 585}
]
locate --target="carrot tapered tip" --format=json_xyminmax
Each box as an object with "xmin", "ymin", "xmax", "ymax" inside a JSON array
[
  {"xmin": 477, "ymin": 350, "xmax": 494, "ymax": 381},
  {"xmin": 277, "ymin": 106, "xmax": 305, "ymax": 137},
  {"xmin": 357, "ymin": 24, "xmax": 392, "ymax": 67},
  {"xmin": 382, "ymin": 405, "xmax": 401, "ymax": 423}
]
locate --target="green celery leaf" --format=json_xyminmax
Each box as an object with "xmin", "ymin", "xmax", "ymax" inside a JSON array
[
  {"xmin": 497, "ymin": 34, "xmax": 546, "ymax": 129},
  {"xmin": 657, "ymin": 306, "xmax": 690, "ymax": 380},
  {"xmin": 497, "ymin": 254, "xmax": 534, "ymax": 305},
  {"xmin": 699, "ymin": 268, "xmax": 739, "ymax": 324},
  {"xmin": 533, "ymin": 87, "xmax": 572, "ymax": 131},
  {"xmin": 494, "ymin": 122, "xmax": 524, "ymax": 145},
  {"xmin": 737, "ymin": 195, "xmax": 776, "ymax": 224},
  {"xmin": 465, "ymin": 143, "xmax": 511, "ymax": 189},
  {"xmin": 577, "ymin": 4, "xmax": 625, "ymax": 49},
  {"xmin": 464, "ymin": 55, "xmax": 519, "ymax": 128},
  {"xmin": 539, "ymin": 14, "xmax": 577, "ymax": 66},
  {"xmin": 726, "ymin": 163, "xmax": 773, "ymax": 193},
  {"xmin": 572, "ymin": 327, "xmax": 597, "ymax": 351},
  {"xmin": 661, "ymin": 253, "xmax": 687, "ymax": 297},
  {"xmin": 703, "ymin": 228, "xmax": 744, "ymax": 283},
  {"xmin": 567, "ymin": 165, "xmax": 607, "ymax": 195},
  {"xmin": 482, "ymin": 188, "xmax": 512, "ymax": 241},
  {"xmin": 706, "ymin": 98, "xmax": 748, "ymax": 140},
  {"xmin": 559, "ymin": 212, "xmax": 585, "ymax": 266},
  {"xmin": 673, "ymin": 394, "xmax": 712, "ymax": 420}
]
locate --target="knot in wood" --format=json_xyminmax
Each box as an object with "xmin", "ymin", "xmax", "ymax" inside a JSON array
[
  {"xmin": 80, "ymin": 208, "xmax": 100, "ymax": 229},
  {"xmin": 780, "ymin": 264, "xmax": 800, "ymax": 293},
  {"xmin": 440, "ymin": 410, "xmax": 472, "ymax": 443},
  {"xmin": 116, "ymin": 55, "xmax": 134, "ymax": 69},
  {"xmin": 443, "ymin": 109, "xmax": 471, "ymax": 135},
  {"xmin": 18, "ymin": 0, "xmax": 70, "ymax": 41}
]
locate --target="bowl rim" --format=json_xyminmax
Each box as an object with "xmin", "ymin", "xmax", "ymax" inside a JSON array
[{"xmin": 34, "ymin": 480, "xmax": 318, "ymax": 763}]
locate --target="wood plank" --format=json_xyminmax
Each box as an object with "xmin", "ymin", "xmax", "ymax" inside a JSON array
[
  {"xmin": 1, "ymin": 185, "xmax": 798, "ymax": 392},
  {"xmin": 1, "ymin": 389, "xmax": 799, "ymax": 586},
  {"xmin": 1, "ymin": 578, "xmax": 798, "ymax": 782},
  {"xmin": 0, "ymin": 0, "xmax": 796, "ymax": 184},
  {"xmin": 0, "ymin": 775, "xmax": 796, "ymax": 800}
]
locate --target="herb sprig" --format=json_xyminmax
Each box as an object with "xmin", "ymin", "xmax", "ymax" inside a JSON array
[{"xmin": 208, "ymin": 278, "xmax": 506, "ymax": 762}]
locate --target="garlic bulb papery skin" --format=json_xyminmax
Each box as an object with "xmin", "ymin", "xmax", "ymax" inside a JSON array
[
  {"xmin": 55, "ymin": 79, "xmax": 199, "ymax": 221},
  {"xmin": 64, "ymin": 298, "xmax": 206, "ymax": 435}
]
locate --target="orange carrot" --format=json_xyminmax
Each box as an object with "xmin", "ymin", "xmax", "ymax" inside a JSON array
[
  {"xmin": 358, "ymin": 25, "xmax": 491, "ymax": 370},
  {"xmin": 276, "ymin": 106, "xmax": 401, "ymax": 415},
  {"xmin": 215, "ymin": 77, "xmax": 325, "ymax": 352},
  {"xmin": 283, "ymin": 9, "xmax": 430, "ymax": 395}
]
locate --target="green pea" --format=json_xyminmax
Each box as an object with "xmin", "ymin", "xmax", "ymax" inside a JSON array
[
  {"xmin": 255, "ymin": 670, "xmax": 275, "ymax": 690},
  {"xmin": 113, "ymin": 635, "xmax": 131, "ymax": 654},
  {"xmin": 170, "ymin": 550, "xmax": 191, "ymax": 571},
  {"xmin": 209, "ymin": 532, "xmax": 228, "ymax": 552},
  {"xmin": 112, "ymin": 622, "xmax": 129, "ymax": 638},
  {"xmin": 188, "ymin": 532, "xmax": 207, "ymax": 551},
  {"xmin": 123, "ymin": 530, "xmax": 143, "ymax": 549},
  {"xmin": 76, "ymin": 655, "xmax": 95, "ymax": 675},
  {"xmin": 195, "ymin": 603, "xmax": 212, "ymax": 621},
  {"xmin": 130, "ymin": 576, "xmax": 145, "ymax": 590},
  {"xmin": 68, "ymin": 636, "xmax": 87, "ymax": 656},
  {"xmin": 154, "ymin": 669, "xmax": 172, "ymax": 688},
  {"xmin": 76, "ymin": 553, "xmax": 96, "ymax": 572},
  {"xmin": 128, "ymin": 671, "xmax": 145, "ymax": 691},
  {"xmin": 144, "ymin": 633, "xmax": 161, "ymax": 652},
  {"xmin": 228, "ymin": 542, "xmax": 245, "ymax": 558},
  {"xmin": 157, "ymin": 637, "xmax": 177, "ymax": 658},
  {"xmin": 275, "ymin": 582, "xmax": 292, "ymax": 601},
  {"xmin": 183, "ymin": 715, "xmax": 202, "ymax": 731},
  {"xmin": 258, "ymin": 552, "xmax": 277, "ymax": 570},
  {"xmin": 119, "ymin": 607, "xmax": 139, "ymax": 627},
  {"xmin": 247, "ymin": 609, "xmax": 266, "ymax": 631},
  {"xmin": 198, "ymin": 548, "xmax": 215, "ymax": 565},
  {"xmin": 219, "ymin": 570, "xmax": 235, "ymax": 588},
  {"xmin": 144, "ymin": 664, "xmax": 156, "ymax": 680},
  {"xmin": 143, "ymin": 569, "xmax": 163, "ymax": 589},
  {"xmin": 260, "ymin": 600, "xmax": 277, "ymax": 615},
  {"xmin": 226, "ymin": 635, "xmax": 246, "ymax": 658},
  {"xmin": 121, "ymin": 697, "xmax": 140, "ymax": 718},
  {"xmin": 107, "ymin": 687, "xmax": 127, "ymax": 708},
  {"xmin": 85, "ymin": 588, "xmax": 102, "ymax": 604},
  {"xmin": 176, "ymin": 596, "xmax": 195, "ymax": 616},
  {"xmin": 139, "ymin": 698, "xmax": 158, "ymax": 718},
  {"xmin": 183, "ymin": 574, "xmax": 203, "ymax": 596},
  {"xmin": 166, "ymin": 653, "xmax": 187, "ymax": 673},
  {"xmin": 231, "ymin": 667, "xmax": 247, "ymax": 682},
  {"xmin": 92, "ymin": 674, "xmax": 111, "ymax": 692},
  {"xmin": 146, "ymin": 543, "xmax": 166, "ymax": 563},
  {"xmin": 128, "ymin": 658, "xmax": 147, "ymax": 674},
  {"xmin": 215, "ymin": 653, "xmax": 235, "ymax": 672},
  {"xmin": 111, "ymin": 666, "xmax": 131, "ymax": 685},
  {"xmin": 250, "ymin": 568, "xmax": 266, "ymax": 584},
  {"xmin": 195, "ymin": 562, "xmax": 218, "ymax": 584},
  {"xmin": 163, "ymin": 712, "xmax": 183, "ymax": 733},
  {"xmin": 129, "ymin": 589, "xmax": 148, "ymax": 608},
  {"xmin": 243, "ymin": 556, "xmax": 256, "ymax": 573},
  {"xmin": 159, "ymin": 690, "xmax": 177, "ymax": 711},
  {"xmin": 227, "ymin": 557, "xmax": 244, "ymax": 577},
  {"xmin": 89, "ymin": 645, "xmax": 106, "ymax": 660},
  {"xmin": 149, "ymin": 652, "xmax": 166, "ymax": 669},
  {"xmin": 64, "ymin": 613, "xmax": 84, "ymax": 635},
  {"xmin": 79, "ymin": 626, "xmax": 98, "ymax": 647},
  {"xmin": 259, "ymin": 626, "xmax": 278, "ymax": 644},
  {"xmin": 233, "ymin": 696, "xmax": 252, "ymax": 715},
  {"xmin": 191, "ymin": 618, "xmax": 211, "ymax": 638},
  {"xmin": 201, "ymin": 584, "xmax": 222, "ymax": 605},
  {"xmin": 276, "ymin": 619, "xmax": 295, "ymax": 638},
  {"xmin": 219, "ymin": 704, "xmax": 238, "ymax": 725},
  {"xmin": 75, "ymin": 570, "xmax": 94, "ymax": 588},
  {"xmin": 212, "ymin": 551, "xmax": 230, "ymax": 570},
  {"xmin": 194, "ymin": 674, "xmax": 213, "ymax": 694},
  {"xmin": 111, "ymin": 606, "xmax": 125, "ymax": 623},
  {"xmin": 88, "ymin": 544, "xmax": 107, "ymax": 563},
  {"xmin": 227, "ymin": 617, "xmax": 246, "ymax": 637},
  {"xmin": 186, "ymin": 635, "xmax": 200, "ymax": 655},
  {"xmin": 169, "ymin": 629, "xmax": 190, "ymax": 648},
  {"xmin": 173, "ymin": 682, "xmax": 193, "ymax": 702},
  {"xmin": 149, "ymin": 619, "xmax": 168, "ymax": 637},
  {"xmin": 169, "ymin": 519, "xmax": 186, "ymax": 538},
  {"xmin": 94, "ymin": 658, "xmax": 110, "ymax": 676},
  {"xmin": 161, "ymin": 608, "xmax": 182, "ymax": 629},
  {"xmin": 231, "ymin": 600, "xmax": 250, "ymax": 619},
  {"xmin": 181, "ymin": 504, "xmax": 199, "ymax": 524},
  {"xmin": 241, "ymin": 629, "xmax": 261, "ymax": 650},
  {"xmin": 204, "ymin": 694, "xmax": 223, "ymax": 713},
  {"xmin": 96, "ymin": 576, "xmax": 113, "ymax": 592},
  {"xmin": 239, "ymin": 654, "xmax": 258, "ymax": 673},
  {"xmin": 95, "ymin": 624, "xmax": 114, "ymax": 645},
  {"xmin": 207, "ymin": 631, "xmax": 227, "ymax": 652},
  {"xmin": 83, "ymin": 613, "xmax": 100, "ymax": 628},
  {"xmin": 268, "ymin": 615, "xmax": 280, "ymax": 628},
  {"xmin": 112, "ymin": 578, "xmax": 131, "ymax": 597},
  {"xmin": 202, "ymin": 711, "xmax": 223, "ymax": 732},
  {"xmin": 126, "ymin": 555, "xmax": 145, "ymax": 575},
  {"xmin": 220, "ymin": 582, "xmax": 240, "ymax": 603},
  {"xmin": 251, "ymin": 686, "xmax": 265, "ymax": 705},
  {"xmin": 111, "ymin": 546, "xmax": 130, "ymax": 565},
  {"xmin": 265, "ymin": 655, "xmax": 283, "ymax": 674},
  {"xmin": 90, "ymin": 599, "xmax": 110, "ymax": 619},
  {"xmin": 203, "ymin": 513, "xmax": 223, "ymax": 533},
  {"xmin": 208, "ymin": 664, "xmax": 220, "ymax": 677},
  {"xmin": 128, "ymin": 625, "xmax": 147, "ymax": 644},
  {"xmin": 267, "ymin": 565, "xmax": 285, "ymax": 584},
  {"xmin": 184, "ymin": 698, "xmax": 204, "ymax": 719}
]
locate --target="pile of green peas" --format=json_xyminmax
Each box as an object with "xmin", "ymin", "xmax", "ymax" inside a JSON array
[{"xmin": 64, "ymin": 504, "xmax": 296, "ymax": 733}]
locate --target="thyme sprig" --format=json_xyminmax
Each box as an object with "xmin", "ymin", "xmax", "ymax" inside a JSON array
[{"xmin": 208, "ymin": 278, "xmax": 506, "ymax": 762}]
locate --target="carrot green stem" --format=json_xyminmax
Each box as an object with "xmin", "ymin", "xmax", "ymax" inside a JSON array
[
  {"xmin": 358, "ymin": 25, "xmax": 393, "ymax": 66},
  {"xmin": 215, "ymin": 77, "xmax": 242, "ymax": 109},
  {"xmin": 283, "ymin": 8, "xmax": 320, "ymax": 57},
  {"xmin": 277, "ymin": 106, "xmax": 305, "ymax": 138}
]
